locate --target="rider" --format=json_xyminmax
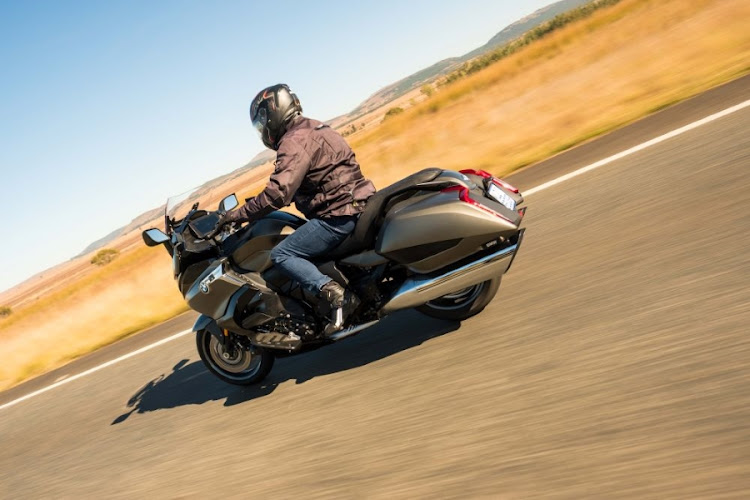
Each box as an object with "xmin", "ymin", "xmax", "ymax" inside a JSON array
[{"xmin": 220, "ymin": 84, "xmax": 376, "ymax": 334}]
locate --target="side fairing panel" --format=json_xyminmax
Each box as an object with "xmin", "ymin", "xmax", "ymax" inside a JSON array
[
  {"xmin": 231, "ymin": 214, "xmax": 302, "ymax": 272},
  {"xmin": 185, "ymin": 260, "xmax": 241, "ymax": 319}
]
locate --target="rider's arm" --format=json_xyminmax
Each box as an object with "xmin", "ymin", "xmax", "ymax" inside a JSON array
[{"xmin": 226, "ymin": 139, "xmax": 311, "ymax": 223}]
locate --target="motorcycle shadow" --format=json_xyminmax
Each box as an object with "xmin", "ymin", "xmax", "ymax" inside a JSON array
[{"xmin": 112, "ymin": 310, "xmax": 459, "ymax": 425}]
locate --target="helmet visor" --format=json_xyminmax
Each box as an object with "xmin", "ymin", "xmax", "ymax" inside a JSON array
[{"xmin": 252, "ymin": 107, "xmax": 268, "ymax": 137}]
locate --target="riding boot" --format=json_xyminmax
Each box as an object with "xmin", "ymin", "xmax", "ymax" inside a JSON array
[{"xmin": 319, "ymin": 281, "xmax": 359, "ymax": 336}]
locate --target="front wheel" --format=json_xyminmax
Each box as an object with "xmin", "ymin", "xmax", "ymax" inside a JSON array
[
  {"xmin": 196, "ymin": 330, "xmax": 274, "ymax": 385},
  {"xmin": 416, "ymin": 278, "xmax": 501, "ymax": 321}
]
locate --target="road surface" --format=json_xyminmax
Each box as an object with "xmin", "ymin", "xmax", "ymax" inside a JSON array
[{"xmin": 1, "ymin": 76, "xmax": 749, "ymax": 498}]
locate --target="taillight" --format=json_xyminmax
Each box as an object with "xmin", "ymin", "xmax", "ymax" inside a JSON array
[
  {"xmin": 440, "ymin": 185, "xmax": 471, "ymax": 203},
  {"xmin": 459, "ymin": 168, "xmax": 519, "ymax": 193},
  {"xmin": 460, "ymin": 168, "xmax": 492, "ymax": 179},
  {"xmin": 441, "ymin": 185, "xmax": 512, "ymax": 222}
]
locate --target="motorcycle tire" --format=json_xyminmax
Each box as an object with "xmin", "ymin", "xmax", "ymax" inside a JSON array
[
  {"xmin": 196, "ymin": 329, "xmax": 274, "ymax": 385},
  {"xmin": 416, "ymin": 278, "xmax": 501, "ymax": 321}
]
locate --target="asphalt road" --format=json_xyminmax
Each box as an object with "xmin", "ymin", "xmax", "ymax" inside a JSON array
[{"xmin": 1, "ymin": 77, "xmax": 749, "ymax": 498}]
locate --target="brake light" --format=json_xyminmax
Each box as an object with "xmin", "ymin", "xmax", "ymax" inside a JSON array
[
  {"xmin": 440, "ymin": 185, "xmax": 471, "ymax": 203},
  {"xmin": 441, "ymin": 185, "xmax": 512, "ymax": 222},
  {"xmin": 460, "ymin": 168, "xmax": 492, "ymax": 179}
]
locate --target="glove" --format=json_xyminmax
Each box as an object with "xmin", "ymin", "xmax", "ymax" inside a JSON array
[{"xmin": 205, "ymin": 211, "xmax": 233, "ymax": 239}]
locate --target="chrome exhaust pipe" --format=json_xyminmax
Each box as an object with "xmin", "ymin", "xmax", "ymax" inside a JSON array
[{"xmin": 380, "ymin": 241, "xmax": 520, "ymax": 314}]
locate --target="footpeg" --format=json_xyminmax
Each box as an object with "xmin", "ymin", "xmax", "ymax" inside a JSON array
[{"xmin": 327, "ymin": 320, "xmax": 380, "ymax": 341}]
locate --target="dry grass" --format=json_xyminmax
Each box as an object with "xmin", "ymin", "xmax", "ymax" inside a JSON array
[
  {"xmin": 0, "ymin": 247, "xmax": 188, "ymax": 389},
  {"xmin": 0, "ymin": 161, "xmax": 281, "ymax": 390},
  {"xmin": 352, "ymin": 0, "xmax": 750, "ymax": 187},
  {"xmin": 1, "ymin": 0, "xmax": 748, "ymax": 390}
]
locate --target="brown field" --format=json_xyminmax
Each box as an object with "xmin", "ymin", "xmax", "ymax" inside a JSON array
[
  {"xmin": 1, "ymin": 0, "xmax": 748, "ymax": 391},
  {"xmin": 351, "ymin": 0, "xmax": 750, "ymax": 188}
]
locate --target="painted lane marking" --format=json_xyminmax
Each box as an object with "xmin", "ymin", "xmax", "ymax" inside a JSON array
[
  {"xmin": 523, "ymin": 99, "xmax": 750, "ymax": 196},
  {"xmin": 1, "ymin": 97, "xmax": 749, "ymax": 412},
  {"xmin": 0, "ymin": 329, "xmax": 192, "ymax": 411}
]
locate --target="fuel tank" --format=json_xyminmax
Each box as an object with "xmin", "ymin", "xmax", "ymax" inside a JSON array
[{"xmin": 228, "ymin": 211, "xmax": 305, "ymax": 272}]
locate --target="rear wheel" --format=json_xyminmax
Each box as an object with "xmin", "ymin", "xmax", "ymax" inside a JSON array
[
  {"xmin": 416, "ymin": 278, "xmax": 501, "ymax": 321},
  {"xmin": 196, "ymin": 330, "xmax": 274, "ymax": 385}
]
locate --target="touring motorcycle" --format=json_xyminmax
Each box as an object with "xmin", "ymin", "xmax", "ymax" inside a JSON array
[{"xmin": 143, "ymin": 168, "xmax": 525, "ymax": 385}]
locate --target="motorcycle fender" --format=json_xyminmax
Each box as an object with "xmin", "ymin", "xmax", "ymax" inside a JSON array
[{"xmin": 193, "ymin": 314, "xmax": 223, "ymax": 341}]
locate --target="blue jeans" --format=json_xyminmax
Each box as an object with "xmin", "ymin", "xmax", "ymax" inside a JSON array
[{"xmin": 270, "ymin": 215, "xmax": 358, "ymax": 292}]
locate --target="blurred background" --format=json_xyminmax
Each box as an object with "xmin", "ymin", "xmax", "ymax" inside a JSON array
[{"xmin": 1, "ymin": 0, "xmax": 749, "ymax": 496}]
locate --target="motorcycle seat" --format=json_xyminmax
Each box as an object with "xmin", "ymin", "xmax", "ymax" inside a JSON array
[{"xmin": 330, "ymin": 168, "xmax": 443, "ymax": 258}]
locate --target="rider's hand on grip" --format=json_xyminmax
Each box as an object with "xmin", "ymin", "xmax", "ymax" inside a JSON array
[{"xmin": 205, "ymin": 211, "xmax": 231, "ymax": 240}]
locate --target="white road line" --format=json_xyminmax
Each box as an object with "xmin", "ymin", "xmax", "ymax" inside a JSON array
[
  {"xmin": 523, "ymin": 99, "xmax": 750, "ymax": 196},
  {"xmin": 2, "ymin": 97, "xmax": 749, "ymax": 412},
  {"xmin": 0, "ymin": 328, "xmax": 192, "ymax": 411}
]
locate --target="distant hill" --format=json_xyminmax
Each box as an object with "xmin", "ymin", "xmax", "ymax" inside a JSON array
[
  {"xmin": 76, "ymin": 149, "xmax": 277, "ymax": 256},
  {"xmin": 77, "ymin": 205, "xmax": 165, "ymax": 256},
  {"xmin": 79, "ymin": 0, "xmax": 590, "ymax": 256},
  {"xmin": 462, "ymin": 0, "xmax": 590, "ymax": 60},
  {"xmin": 330, "ymin": 0, "xmax": 589, "ymax": 128}
]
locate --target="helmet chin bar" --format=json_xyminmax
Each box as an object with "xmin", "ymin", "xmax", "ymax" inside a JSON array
[{"xmin": 262, "ymin": 129, "xmax": 277, "ymax": 150}]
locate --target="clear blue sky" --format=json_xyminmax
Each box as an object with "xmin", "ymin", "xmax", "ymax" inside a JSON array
[{"xmin": 0, "ymin": 0, "xmax": 554, "ymax": 293}]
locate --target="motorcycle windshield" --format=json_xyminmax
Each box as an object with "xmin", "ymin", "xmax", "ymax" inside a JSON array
[{"xmin": 165, "ymin": 182, "xmax": 229, "ymax": 224}]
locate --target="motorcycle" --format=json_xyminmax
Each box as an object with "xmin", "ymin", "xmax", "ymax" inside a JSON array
[{"xmin": 142, "ymin": 168, "xmax": 525, "ymax": 385}]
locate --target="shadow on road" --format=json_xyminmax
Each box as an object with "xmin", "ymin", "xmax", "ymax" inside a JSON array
[{"xmin": 112, "ymin": 310, "xmax": 458, "ymax": 425}]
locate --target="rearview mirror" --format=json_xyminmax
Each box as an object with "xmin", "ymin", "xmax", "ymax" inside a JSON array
[
  {"xmin": 142, "ymin": 228, "xmax": 169, "ymax": 247},
  {"xmin": 219, "ymin": 194, "xmax": 239, "ymax": 212}
]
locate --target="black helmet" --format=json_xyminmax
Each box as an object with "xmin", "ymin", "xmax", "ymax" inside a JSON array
[{"xmin": 250, "ymin": 83, "xmax": 302, "ymax": 150}]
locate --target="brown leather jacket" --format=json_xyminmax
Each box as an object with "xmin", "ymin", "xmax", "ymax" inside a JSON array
[{"xmin": 228, "ymin": 116, "xmax": 376, "ymax": 222}]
